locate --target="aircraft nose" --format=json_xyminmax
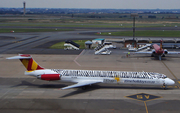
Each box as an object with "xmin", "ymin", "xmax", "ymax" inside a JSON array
[{"xmin": 165, "ymin": 78, "xmax": 175, "ymax": 85}]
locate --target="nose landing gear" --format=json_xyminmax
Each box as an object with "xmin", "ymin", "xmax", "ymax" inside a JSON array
[{"xmin": 163, "ymin": 83, "xmax": 167, "ymax": 90}]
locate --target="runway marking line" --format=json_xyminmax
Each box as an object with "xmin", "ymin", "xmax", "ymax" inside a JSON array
[
  {"xmin": 161, "ymin": 85, "xmax": 179, "ymax": 89},
  {"xmin": 161, "ymin": 61, "xmax": 178, "ymax": 80},
  {"xmin": 125, "ymin": 93, "xmax": 162, "ymax": 102},
  {"xmin": 73, "ymin": 49, "xmax": 84, "ymax": 66},
  {"xmin": 144, "ymin": 101, "xmax": 148, "ymax": 113},
  {"xmin": 178, "ymin": 81, "xmax": 180, "ymax": 84},
  {"xmin": 125, "ymin": 93, "xmax": 162, "ymax": 113},
  {"xmin": 161, "ymin": 61, "xmax": 180, "ymax": 88}
]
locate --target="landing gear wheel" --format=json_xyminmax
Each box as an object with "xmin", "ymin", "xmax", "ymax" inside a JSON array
[
  {"xmin": 163, "ymin": 83, "xmax": 167, "ymax": 90},
  {"xmin": 82, "ymin": 86, "xmax": 87, "ymax": 90}
]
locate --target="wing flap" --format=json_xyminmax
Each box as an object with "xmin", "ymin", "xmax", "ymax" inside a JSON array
[{"xmin": 61, "ymin": 80, "xmax": 102, "ymax": 90}]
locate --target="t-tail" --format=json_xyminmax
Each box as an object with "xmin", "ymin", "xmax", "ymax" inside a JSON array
[
  {"xmin": 7, "ymin": 54, "xmax": 44, "ymax": 71},
  {"xmin": 7, "ymin": 54, "xmax": 60, "ymax": 80},
  {"xmin": 160, "ymin": 40, "xmax": 163, "ymax": 51}
]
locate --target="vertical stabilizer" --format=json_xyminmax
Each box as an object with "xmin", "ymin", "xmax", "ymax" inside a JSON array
[
  {"xmin": 7, "ymin": 54, "xmax": 44, "ymax": 71},
  {"xmin": 160, "ymin": 40, "xmax": 163, "ymax": 50}
]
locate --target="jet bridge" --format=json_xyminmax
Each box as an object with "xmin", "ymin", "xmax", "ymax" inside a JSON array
[{"xmin": 64, "ymin": 40, "xmax": 80, "ymax": 50}]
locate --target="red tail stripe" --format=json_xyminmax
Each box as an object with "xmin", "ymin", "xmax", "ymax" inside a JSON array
[
  {"xmin": 20, "ymin": 54, "xmax": 31, "ymax": 57},
  {"xmin": 27, "ymin": 58, "xmax": 33, "ymax": 71},
  {"xmin": 37, "ymin": 65, "xmax": 44, "ymax": 70}
]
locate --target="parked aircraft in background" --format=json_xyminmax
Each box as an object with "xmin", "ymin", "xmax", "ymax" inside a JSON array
[
  {"xmin": 7, "ymin": 54, "xmax": 175, "ymax": 89},
  {"xmin": 131, "ymin": 41, "xmax": 180, "ymax": 60}
]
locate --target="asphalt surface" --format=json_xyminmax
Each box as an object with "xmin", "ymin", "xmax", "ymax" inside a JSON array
[
  {"xmin": 1, "ymin": 26, "xmax": 180, "ymax": 30},
  {"xmin": 1, "ymin": 28, "xmax": 180, "ymax": 113},
  {"xmin": 1, "ymin": 29, "xmax": 180, "ymax": 55},
  {"xmin": 1, "ymin": 53, "xmax": 180, "ymax": 113}
]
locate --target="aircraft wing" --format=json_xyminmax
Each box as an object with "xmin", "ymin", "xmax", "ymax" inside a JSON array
[
  {"xmin": 134, "ymin": 51, "xmax": 152, "ymax": 54},
  {"xmin": 124, "ymin": 51, "xmax": 153, "ymax": 54},
  {"xmin": 61, "ymin": 80, "xmax": 102, "ymax": 90},
  {"xmin": 167, "ymin": 51, "xmax": 180, "ymax": 54}
]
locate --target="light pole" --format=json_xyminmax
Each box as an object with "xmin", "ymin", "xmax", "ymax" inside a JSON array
[
  {"xmin": 23, "ymin": 1, "xmax": 26, "ymax": 16},
  {"xmin": 131, "ymin": 13, "xmax": 138, "ymax": 47}
]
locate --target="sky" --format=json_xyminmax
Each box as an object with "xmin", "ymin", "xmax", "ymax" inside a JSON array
[{"xmin": 1, "ymin": 0, "xmax": 180, "ymax": 9}]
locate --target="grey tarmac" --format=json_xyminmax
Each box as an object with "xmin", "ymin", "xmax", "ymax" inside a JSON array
[{"xmin": 1, "ymin": 29, "xmax": 180, "ymax": 113}]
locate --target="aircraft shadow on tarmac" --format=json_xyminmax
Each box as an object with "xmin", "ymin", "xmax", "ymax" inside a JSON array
[
  {"xmin": 12, "ymin": 80, "xmax": 166, "ymax": 90},
  {"xmin": 11, "ymin": 80, "xmax": 67, "ymax": 88},
  {"xmin": 151, "ymin": 56, "xmax": 180, "ymax": 61},
  {"xmin": 131, "ymin": 55, "xmax": 180, "ymax": 61},
  {"xmin": 11, "ymin": 80, "xmax": 174, "ymax": 98},
  {"xmin": 131, "ymin": 55, "xmax": 164, "ymax": 60},
  {"xmin": 60, "ymin": 85, "xmax": 172, "ymax": 98},
  {"xmin": 60, "ymin": 87, "xmax": 95, "ymax": 98},
  {"xmin": 151, "ymin": 57, "xmax": 166, "ymax": 61}
]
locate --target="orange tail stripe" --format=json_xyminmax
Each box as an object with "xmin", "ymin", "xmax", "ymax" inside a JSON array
[{"xmin": 20, "ymin": 59, "xmax": 29, "ymax": 69}]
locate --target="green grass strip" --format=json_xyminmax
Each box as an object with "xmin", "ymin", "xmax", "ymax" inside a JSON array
[{"xmin": 0, "ymin": 23, "xmax": 176, "ymax": 28}]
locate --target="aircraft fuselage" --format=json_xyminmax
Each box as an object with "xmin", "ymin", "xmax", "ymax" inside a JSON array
[{"xmin": 25, "ymin": 69, "xmax": 175, "ymax": 87}]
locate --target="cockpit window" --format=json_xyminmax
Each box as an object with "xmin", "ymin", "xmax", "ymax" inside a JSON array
[{"xmin": 162, "ymin": 76, "xmax": 167, "ymax": 79}]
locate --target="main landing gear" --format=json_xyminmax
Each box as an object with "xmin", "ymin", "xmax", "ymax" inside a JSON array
[
  {"xmin": 81, "ymin": 86, "xmax": 88, "ymax": 90},
  {"xmin": 81, "ymin": 85, "xmax": 91, "ymax": 90}
]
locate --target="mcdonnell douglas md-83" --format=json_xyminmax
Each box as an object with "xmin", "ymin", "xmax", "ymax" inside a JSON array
[{"xmin": 7, "ymin": 54, "xmax": 175, "ymax": 89}]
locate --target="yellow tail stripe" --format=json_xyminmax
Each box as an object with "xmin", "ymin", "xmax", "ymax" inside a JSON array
[
  {"xmin": 21, "ymin": 59, "xmax": 29, "ymax": 69},
  {"xmin": 31, "ymin": 60, "xmax": 38, "ymax": 70}
]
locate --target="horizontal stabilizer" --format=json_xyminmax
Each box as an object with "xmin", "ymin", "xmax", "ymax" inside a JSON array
[
  {"xmin": 6, "ymin": 54, "xmax": 31, "ymax": 59},
  {"xmin": 6, "ymin": 54, "xmax": 44, "ymax": 71}
]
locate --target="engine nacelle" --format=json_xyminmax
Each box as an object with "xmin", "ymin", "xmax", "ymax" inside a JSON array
[
  {"xmin": 37, "ymin": 74, "xmax": 60, "ymax": 81},
  {"xmin": 152, "ymin": 50, "xmax": 156, "ymax": 54},
  {"xmin": 164, "ymin": 49, "xmax": 168, "ymax": 54}
]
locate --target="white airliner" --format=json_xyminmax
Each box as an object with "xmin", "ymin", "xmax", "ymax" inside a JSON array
[{"xmin": 7, "ymin": 54, "xmax": 175, "ymax": 89}]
